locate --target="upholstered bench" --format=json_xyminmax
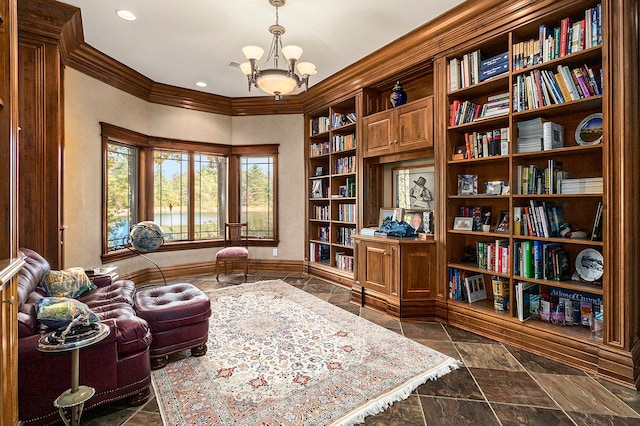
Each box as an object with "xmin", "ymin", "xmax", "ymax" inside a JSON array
[{"xmin": 134, "ymin": 283, "xmax": 211, "ymax": 369}]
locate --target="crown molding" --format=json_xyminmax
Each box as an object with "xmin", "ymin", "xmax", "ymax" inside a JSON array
[{"xmin": 21, "ymin": 0, "xmax": 521, "ymax": 117}]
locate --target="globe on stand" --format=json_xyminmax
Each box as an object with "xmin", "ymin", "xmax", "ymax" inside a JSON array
[
  {"xmin": 129, "ymin": 221, "xmax": 164, "ymax": 253},
  {"xmin": 129, "ymin": 221, "xmax": 167, "ymax": 285}
]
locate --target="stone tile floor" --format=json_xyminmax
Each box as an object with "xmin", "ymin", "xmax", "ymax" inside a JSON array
[{"xmin": 82, "ymin": 272, "xmax": 640, "ymax": 426}]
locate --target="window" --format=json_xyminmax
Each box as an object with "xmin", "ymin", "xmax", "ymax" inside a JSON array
[
  {"xmin": 101, "ymin": 123, "xmax": 278, "ymax": 260},
  {"xmin": 106, "ymin": 142, "xmax": 138, "ymax": 250},
  {"xmin": 240, "ymin": 156, "xmax": 274, "ymax": 238}
]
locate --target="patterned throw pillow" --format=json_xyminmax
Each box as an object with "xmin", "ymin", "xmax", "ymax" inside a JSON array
[
  {"xmin": 36, "ymin": 297, "xmax": 99, "ymax": 329},
  {"xmin": 43, "ymin": 267, "xmax": 96, "ymax": 299}
]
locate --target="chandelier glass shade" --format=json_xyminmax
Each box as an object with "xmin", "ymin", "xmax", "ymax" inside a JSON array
[{"xmin": 240, "ymin": 0, "xmax": 317, "ymax": 100}]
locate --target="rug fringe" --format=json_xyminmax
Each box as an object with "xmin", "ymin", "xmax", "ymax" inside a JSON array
[{"xmin": 333, "ymin": 359, "xmax": 461, "ymax": 426}]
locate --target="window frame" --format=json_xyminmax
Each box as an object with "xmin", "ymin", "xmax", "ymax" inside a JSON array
[{"xmin": 100, "ymin": 123, "xmax": 279, "ymax": 263}]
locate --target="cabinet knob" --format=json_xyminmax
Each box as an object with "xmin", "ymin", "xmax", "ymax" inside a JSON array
[
  {"xmin": 383, "ymin": 252, "xmax": 389, "ymax": 256},
  {"xmin": 3, "ymin": 296, "xmax": 14, "ymax": 305}
]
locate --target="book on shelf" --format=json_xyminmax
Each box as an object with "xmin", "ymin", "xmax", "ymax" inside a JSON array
[
  {"xmin": 491, "ymin": 276, "xmax": 510, "ymax": 311},
  {"xmin": 591, "ymin": 201, "xmax": 604, "ymax": 241},
  {"xmin": 516, "ymin": 281, "xmax": 540, "ymax": 322},
  {"xmin": 332, "ymin": 134, "xmax": 356, "ymax": 151},
  {"xmin": 449, "ymin": 267, "xmax": 466, "ymax": 302},
  {"xmin": 476, "ymin": 239, "xmax": 510, "ymax": 274},
  {"xmin": 464, "ymin": 274, "xmax": 488, "ymax": 304},
  {"xmin": 513, "ymin": 240, "xmax": 569, "ymax": 280},
  {"xmin": 335, "ymin": 252, "xmax": 354, "ymax": 272},
  {"xmin": 317, "ymin": 226, "xmax": 330, "ymax": 242},
  {"xmin": 516, "ymin": 162, "xmax": 567, "ymax": 195}
]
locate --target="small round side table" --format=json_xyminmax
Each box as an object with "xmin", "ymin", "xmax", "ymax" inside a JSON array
[{"xmin": 37, "ymin": 322, "xmax": 110, "ymax": 426}]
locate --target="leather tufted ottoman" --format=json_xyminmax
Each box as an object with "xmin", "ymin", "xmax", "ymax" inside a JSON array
[{"xmin": 134, "ymin": 283, "xmax": 211, "ymax": 369}]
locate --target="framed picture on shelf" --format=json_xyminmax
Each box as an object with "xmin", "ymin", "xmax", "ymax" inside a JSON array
[
  {"xmin": 311, "ymin": 179, "xmax": 324, "ymax": 198},
  {"xmin": 457, "ymin": 174, "xmax": 478, "ymax": 195},
  {"xmin": 403, "ymin": 209, "xmax": 427, "ymax": 233},
  {"xmin": 453, "ymin": 216, "xmax": 473, "ymax": 231},
  {"xmin": 392, "ymin": 164, "xmax": 435, "ymax": 210},
  {"xmin": 494, "ymin": 210, "xmax": 510, "ymax": 233},
  {"xmin": 464, "ymin": 274, "xmax": 487, "ymax": 304},
  {"xmin": 378, "ymin": 208, "xmax": 403, "ymax": 228},
  {"xmin": 422, "ymin": 210, "xmax": 433, "ymax": 234},
  {"xmin": 314, "ymin": 166, "xmax": 324, "ymax": 176}
]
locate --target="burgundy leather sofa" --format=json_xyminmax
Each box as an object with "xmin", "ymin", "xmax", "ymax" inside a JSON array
[{"xmin": 17, "ymin": 248, "xmax": 153, "ymax": 425}]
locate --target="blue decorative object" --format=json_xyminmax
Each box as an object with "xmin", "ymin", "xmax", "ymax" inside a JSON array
[{"xmin": 389, "ymin": 81, "xmax": 407, "ymax": 108}]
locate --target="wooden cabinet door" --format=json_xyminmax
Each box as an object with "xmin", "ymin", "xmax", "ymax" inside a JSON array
[
  {"xmin": 400, "ymin": 242, "xmax": 436, "ymax": 299},
  {"xmin": 363, "ymin": 111, "xmax": 394, "ymax": 157},
  {"xmin": 358, "ymin": 240, "xmax": 390, "ymax": 294},
  {"xmin": 397, "ymin": 97, "xmax": 433, "ymax": 152}
]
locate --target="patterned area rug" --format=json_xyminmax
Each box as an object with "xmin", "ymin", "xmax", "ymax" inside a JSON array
[{"xmin": 151, "ymin": 280, "xmax": 459, "ymax": 425}]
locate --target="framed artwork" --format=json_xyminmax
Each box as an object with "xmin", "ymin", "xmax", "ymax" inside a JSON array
[
  {"xmin": 314, "ymin": 166, "xmax": 324, "ymax": 176},
  {"xmin": 378, "ymin": 208, "xmax": 403, "ymax": 227},
  {"xmin": 494, "ymin": 210, "xmax": 510, "ymax": 233},
  {"xmin": 403, "ymin": 209, "xmax": 426, "ymax": 233},
  {"xmin": 453, "ymin": 216, "xmax": 473, "ymax": 230},
  {"xmin": 392, "ymin": 165, "xmax": 435, "ymax": 209},
  {"xmin": 464, "ymin": 274, "xmax": 488, "ymax": 304},
  {"xmin": 457, "ymin": 174, "xmax": 478, "ymax": 195}
]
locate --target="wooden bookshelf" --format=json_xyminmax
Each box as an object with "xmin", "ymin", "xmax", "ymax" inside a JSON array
[
  {"xmin": 305, "ymin": 95, "xmax": 359, "ymax": 282},
  {"xmin": 437, "ymin": 0, "xmax": 636, "ymax": 385}
]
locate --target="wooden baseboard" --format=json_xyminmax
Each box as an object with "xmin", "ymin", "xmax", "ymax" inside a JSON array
[{"xmin": 118, "ymin": 258, "xmax": 305, "ymax": 285}]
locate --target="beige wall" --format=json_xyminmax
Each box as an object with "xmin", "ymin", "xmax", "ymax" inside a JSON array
[{"xmin": 63, "ymin": 68, "xmax": 304, "ymax": 275}]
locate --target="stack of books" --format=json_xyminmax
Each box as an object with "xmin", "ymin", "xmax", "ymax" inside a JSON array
[
  {"xmin": 516, "ymin": 118, "xmax": 563, "ymax": 153},
  {"xmin": 480, "ymin": 52, "xmax": 509, "ymax": 82},
  {"xmin": 560, "ymin": 177, "xmax": 603, "ymax": 194}
]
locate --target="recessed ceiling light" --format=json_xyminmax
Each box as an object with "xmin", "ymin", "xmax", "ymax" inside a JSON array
[
  {"xmin": 196, "ymin": 82, "xmax": 208, "ymax": 88},
  {"xmin": 116, "ymin": 9, "xmax": 137, "ymax": 21}
]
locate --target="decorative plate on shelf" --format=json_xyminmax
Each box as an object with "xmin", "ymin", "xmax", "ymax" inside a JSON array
[
  {"xmin": 575, "ymin": 113, "xmax": 603, "ymax": 146},
  {"xmin": 575, "ymin": 248, "xmax": 604, "ymax": 282}
]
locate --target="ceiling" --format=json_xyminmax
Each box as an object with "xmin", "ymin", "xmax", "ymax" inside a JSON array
[{"xmin": 59, "ymin": 0, "xmax": 466, "ymax": 99}]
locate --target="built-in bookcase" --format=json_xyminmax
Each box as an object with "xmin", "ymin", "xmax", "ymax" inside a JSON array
[
  {"xmin": 444, "ymin": 1, "xmax": 605, "ymax": 342},
  {"xmin": 306, "ymin": 96, "xmax": 358, "ymax": 278}
]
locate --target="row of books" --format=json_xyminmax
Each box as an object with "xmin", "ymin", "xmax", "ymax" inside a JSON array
[
  {"xmin": 514, "ymin": 201, "xmax": 564, "ymax": 238},
  {"xmin": 335, "ymin": 252, "xmax": 354, "ymax": 272},
  {"xmin": 461, "ymin": 127, "xmax": 510, "ymax": 159},
  {"xmin": 310, "ymin": 141, "xmax": 329, "ymax": 157},
  {"xmin": 336, "ymin": 226, "xmax": 356, "ymax": 247},
  {"xmin": 513, "ymin": 240, "xmax": 570, "ymax": 281},
  {"xmin": 312, "ymin": 205, "xmax": 329, "ymax": 221},
  {"xmin": 337, "ymin": 203, "xmax": 356, "ymax": 223},
  {"xmin": 310, "ymin": 116, "xmax": 330, "ymax": 136},
  {"xmin": 476, "ymin": 239, "xmax": 510, "ymax": 274},
  {"xmin": 448, "ymin": 50, "xmax": 509, "ymax": 91},
  {"xmin": 515, "ymin": 161, "xmax": 568, "ymax": 195},
  {"xmin": 513, "ymin": 64, "xmax": 601, "ymax": 113},
  {"xmin": 333, "ymin": 156, "xmax": 356, "ymax": 175},
  {"xmin": 516, "ymin": 283, "xmax": 602, "ymax": 328},
  {"xmin": 332, "ymin": 134, "xmax": 356, "ymax": 152},
  {"xmin": 331, "ymin": 112, "xmax": 356, "ymax": 129},
  {"xmin": 516, "ymin": 118, "xmax": 564, "ymax": 153},
  {"xmin": 316, "ymin": 226, "xmax": 330, "ymax": 242},
  {"xmin": 309, "ymin": 242, "xmax": 330, "ymax": 263},
  {"xmin": 513, "ymin": 3, "xmax": 602, "ymax": 71},
  {"xmin": 450, "ymin": 92, "xmax": 509, "ymax": 126}
]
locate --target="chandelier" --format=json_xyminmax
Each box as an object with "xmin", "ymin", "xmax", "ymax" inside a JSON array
[{"xmin": 240, "ymin": 0, "xmax": 317, "ymax": 100}]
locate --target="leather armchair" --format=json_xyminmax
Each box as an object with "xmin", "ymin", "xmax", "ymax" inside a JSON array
[{"xmin": 17, "ymin": 248, "xmax": 152, "ymax": 425}]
